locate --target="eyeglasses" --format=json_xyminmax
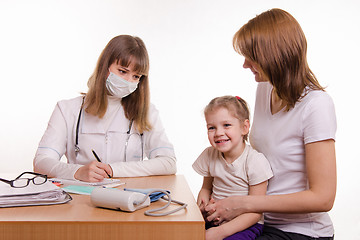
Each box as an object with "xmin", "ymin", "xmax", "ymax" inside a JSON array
[{"xmin": 0, "ymin": 172, "xmax": 47, "ymax": 188}]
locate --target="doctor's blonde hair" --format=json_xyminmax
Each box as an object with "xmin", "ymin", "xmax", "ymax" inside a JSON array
[{"xmin": 85, "ymin": 35, "xmax": 151, "ymax": 133}]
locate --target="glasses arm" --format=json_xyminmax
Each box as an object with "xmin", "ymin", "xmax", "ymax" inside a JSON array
[
  {"xmin": 0, "ymin": 178, "xmax": 12, "ymax": 185},
  {"xmin": 15, "ymin": 171, "xmax": 47, "ymax": 180}
]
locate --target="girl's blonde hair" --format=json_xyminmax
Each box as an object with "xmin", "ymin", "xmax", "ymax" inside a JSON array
[
  {"xmin": 85, "ymin": 35, "xmax": 151, "ymax": 133},
  {"xmin": 233, "ymin": 8, "xmax": 324, "ymax": 111},
  {"xmin": 205, "ymin": 95, "xmax": 250, "ymax": 142}
]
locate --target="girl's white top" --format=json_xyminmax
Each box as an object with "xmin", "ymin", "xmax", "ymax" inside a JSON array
[{"xmin": 193, "ymin": 144, "xmax": 273, "ymax": 201}]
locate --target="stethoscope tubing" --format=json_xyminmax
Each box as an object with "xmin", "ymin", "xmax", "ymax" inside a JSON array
[
  {"xmin": 74, "ymin": 96, "xmax": 143, "ymax": 161},
  {"xmin": 74, "ymin": 97, "xmax": 85, "ymax": 154}
]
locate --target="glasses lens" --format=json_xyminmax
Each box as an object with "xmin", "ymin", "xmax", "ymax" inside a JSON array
[
  {"xmin": 33, "ymin": 175, "xmax": 47, "ymax": 185},
  {"xmin": 12, "ymin": 178, "xmax": 29, "ymax": 188}
]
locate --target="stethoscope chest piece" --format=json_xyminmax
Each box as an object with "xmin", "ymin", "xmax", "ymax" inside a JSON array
[{"xmin": 74, "ymin": 144, "xmax": 80, "ymax": 155}]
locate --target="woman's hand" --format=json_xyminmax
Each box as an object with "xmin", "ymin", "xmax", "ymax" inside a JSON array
[
  {"xmin": 74, "ymin": 160, "xmax": 112, "ymax": 182},
  {"xmin": 206, "ymin": 226, "xmax": 227, "ymax": 240},
  {"xmin": 205, "ymin": 195, "xmax": 246, "ymax": 225}
]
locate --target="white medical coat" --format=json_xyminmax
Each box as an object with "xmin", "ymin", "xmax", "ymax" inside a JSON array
[{"xmin": 34, "ymin": 96, "xmax": 176, "ymax": 179}]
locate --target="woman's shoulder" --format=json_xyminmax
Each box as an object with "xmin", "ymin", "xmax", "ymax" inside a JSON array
[
  {"xmin": 58, "ymin": 95, "xmax": 84, "ymax": 105},
  {"xmin": 147, "ymin": 102, "xmax": 165, "ymax": 121},
  {"xmin": 148, "ymin": 102, "xmax": 158, "ymax": 112},
  {"xmin": 301, "ymin": 89, "xmax": 335, "ymax": 110},
  {"xmin": 56, "ymin": 96, "xmax": 84, "ymax": 113},
  {"xmin": 305, "ymin": 87, "xmax": 333, "ymax": 100}
]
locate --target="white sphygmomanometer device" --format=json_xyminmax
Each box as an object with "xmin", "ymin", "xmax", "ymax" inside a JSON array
[{"xmin": 90, "ymin": 188, "xmax": 187, "ymax": 216}]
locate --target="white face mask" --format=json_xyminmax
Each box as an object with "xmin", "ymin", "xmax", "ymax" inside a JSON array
[{"xmin": 106, "ymin": 72, "xmax": 138, "ymax": 98}]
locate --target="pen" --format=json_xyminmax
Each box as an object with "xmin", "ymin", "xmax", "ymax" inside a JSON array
[{"xmin": 92, "ymin": 149, "xmax": 112, "ymax": 178}]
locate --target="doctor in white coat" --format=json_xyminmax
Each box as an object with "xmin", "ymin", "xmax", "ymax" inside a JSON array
[{"xmin": 33, "ymin": 35, "xmax": 176, "ymax": 182}]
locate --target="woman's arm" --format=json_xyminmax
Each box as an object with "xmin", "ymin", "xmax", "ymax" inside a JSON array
[
  {"xmin": 110, "ymin": 155, "xmax": 176, "ymax": 177},
  {"xmin": 34, "ymin": 102, "xmax": 81, "ymax": 179},
  {"xmin": 206, "ymin": 139, "xmax": 336, "ymax": 223},
  {"xmin": 207, "ymin": 181, "xmax": 267, "ymax": 240}
]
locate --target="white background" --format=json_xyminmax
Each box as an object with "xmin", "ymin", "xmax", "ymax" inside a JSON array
[{"xmin": 0, "ymin": 0, "xmax": 359, "ymax": 239}]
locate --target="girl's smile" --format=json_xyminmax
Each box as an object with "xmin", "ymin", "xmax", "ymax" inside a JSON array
[
  {"xmin": 215, "ymin": 139, "xmax": 230, "ymax": 144},
  {"xmin": 205, "ymin": 107, "xmax": 247, "ymax": 163}
]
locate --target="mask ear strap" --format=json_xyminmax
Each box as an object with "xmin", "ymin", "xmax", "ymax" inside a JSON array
[{"xmin": 133, "ymin": 189, "xmax": 188, "ymax": 217}]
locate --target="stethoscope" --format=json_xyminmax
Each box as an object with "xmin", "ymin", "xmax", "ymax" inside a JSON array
[{"xmin": 74, "ymin": 97, "xmax": 144, "ymax": 161}]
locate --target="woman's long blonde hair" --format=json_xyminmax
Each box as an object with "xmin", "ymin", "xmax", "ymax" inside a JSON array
[
  {"xmin": 233, "ymin": 8, "xmax": 324, "ymax": 110},
  {"xmin": 85, "ymin": 35, "xmax": 151, "ymax": 133}
]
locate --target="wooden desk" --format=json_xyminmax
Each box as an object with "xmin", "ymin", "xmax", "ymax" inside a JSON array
[{"xmin": 0, "ymin": 175, "xmax": 205, "ymax": 240}]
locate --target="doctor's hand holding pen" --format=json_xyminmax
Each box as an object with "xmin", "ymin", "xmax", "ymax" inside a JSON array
[
  {"xmin": 73, "ymin": 150, "xmax": 112, "ymax": 182},
  {"xmin": 74, "ymin": 160, "xmax": 112, "ymax": 182}
]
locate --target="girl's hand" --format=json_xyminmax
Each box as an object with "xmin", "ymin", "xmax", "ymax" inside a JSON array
[
  {"xmin": 74, "ymin": 160, "xmax": 112, "ymax": 182},
  {"xmin": 198, "ymin": 199, "xmax": 207, "ymax": 215},
  {"xmin": 205, "ymin": 196, "xmax": 245, "ymax": 225},
  {"xmin": 204, "ymin": 198, "xmax": 216, "ymax": 216},
  {"xmin": 197, "ymin": 192, "xmax": 211, "ymax": 213}
]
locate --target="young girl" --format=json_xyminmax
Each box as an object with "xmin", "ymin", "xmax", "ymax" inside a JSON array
[{"xmin": 193, "ymin": 96, "xmax": 273, "ymax": 240}]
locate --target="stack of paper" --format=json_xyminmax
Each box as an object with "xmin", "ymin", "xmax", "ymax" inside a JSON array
[{"xmin": 0, "ymin": 181, "xmax": 72, "ymax": 208}]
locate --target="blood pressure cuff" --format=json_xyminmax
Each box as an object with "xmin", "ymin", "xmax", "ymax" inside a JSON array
[{"xmin": 124, "ymin": 188, "xmax": 170, "ymax": 202}]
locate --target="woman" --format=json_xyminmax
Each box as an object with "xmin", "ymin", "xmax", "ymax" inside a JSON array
[
  {"xmin": 34, "ymin": 35, "xmax": 176, "ymax": 182},
  {"xmin": 205, "ymin": 9, "xmax": 336, "ymax": 240}
]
